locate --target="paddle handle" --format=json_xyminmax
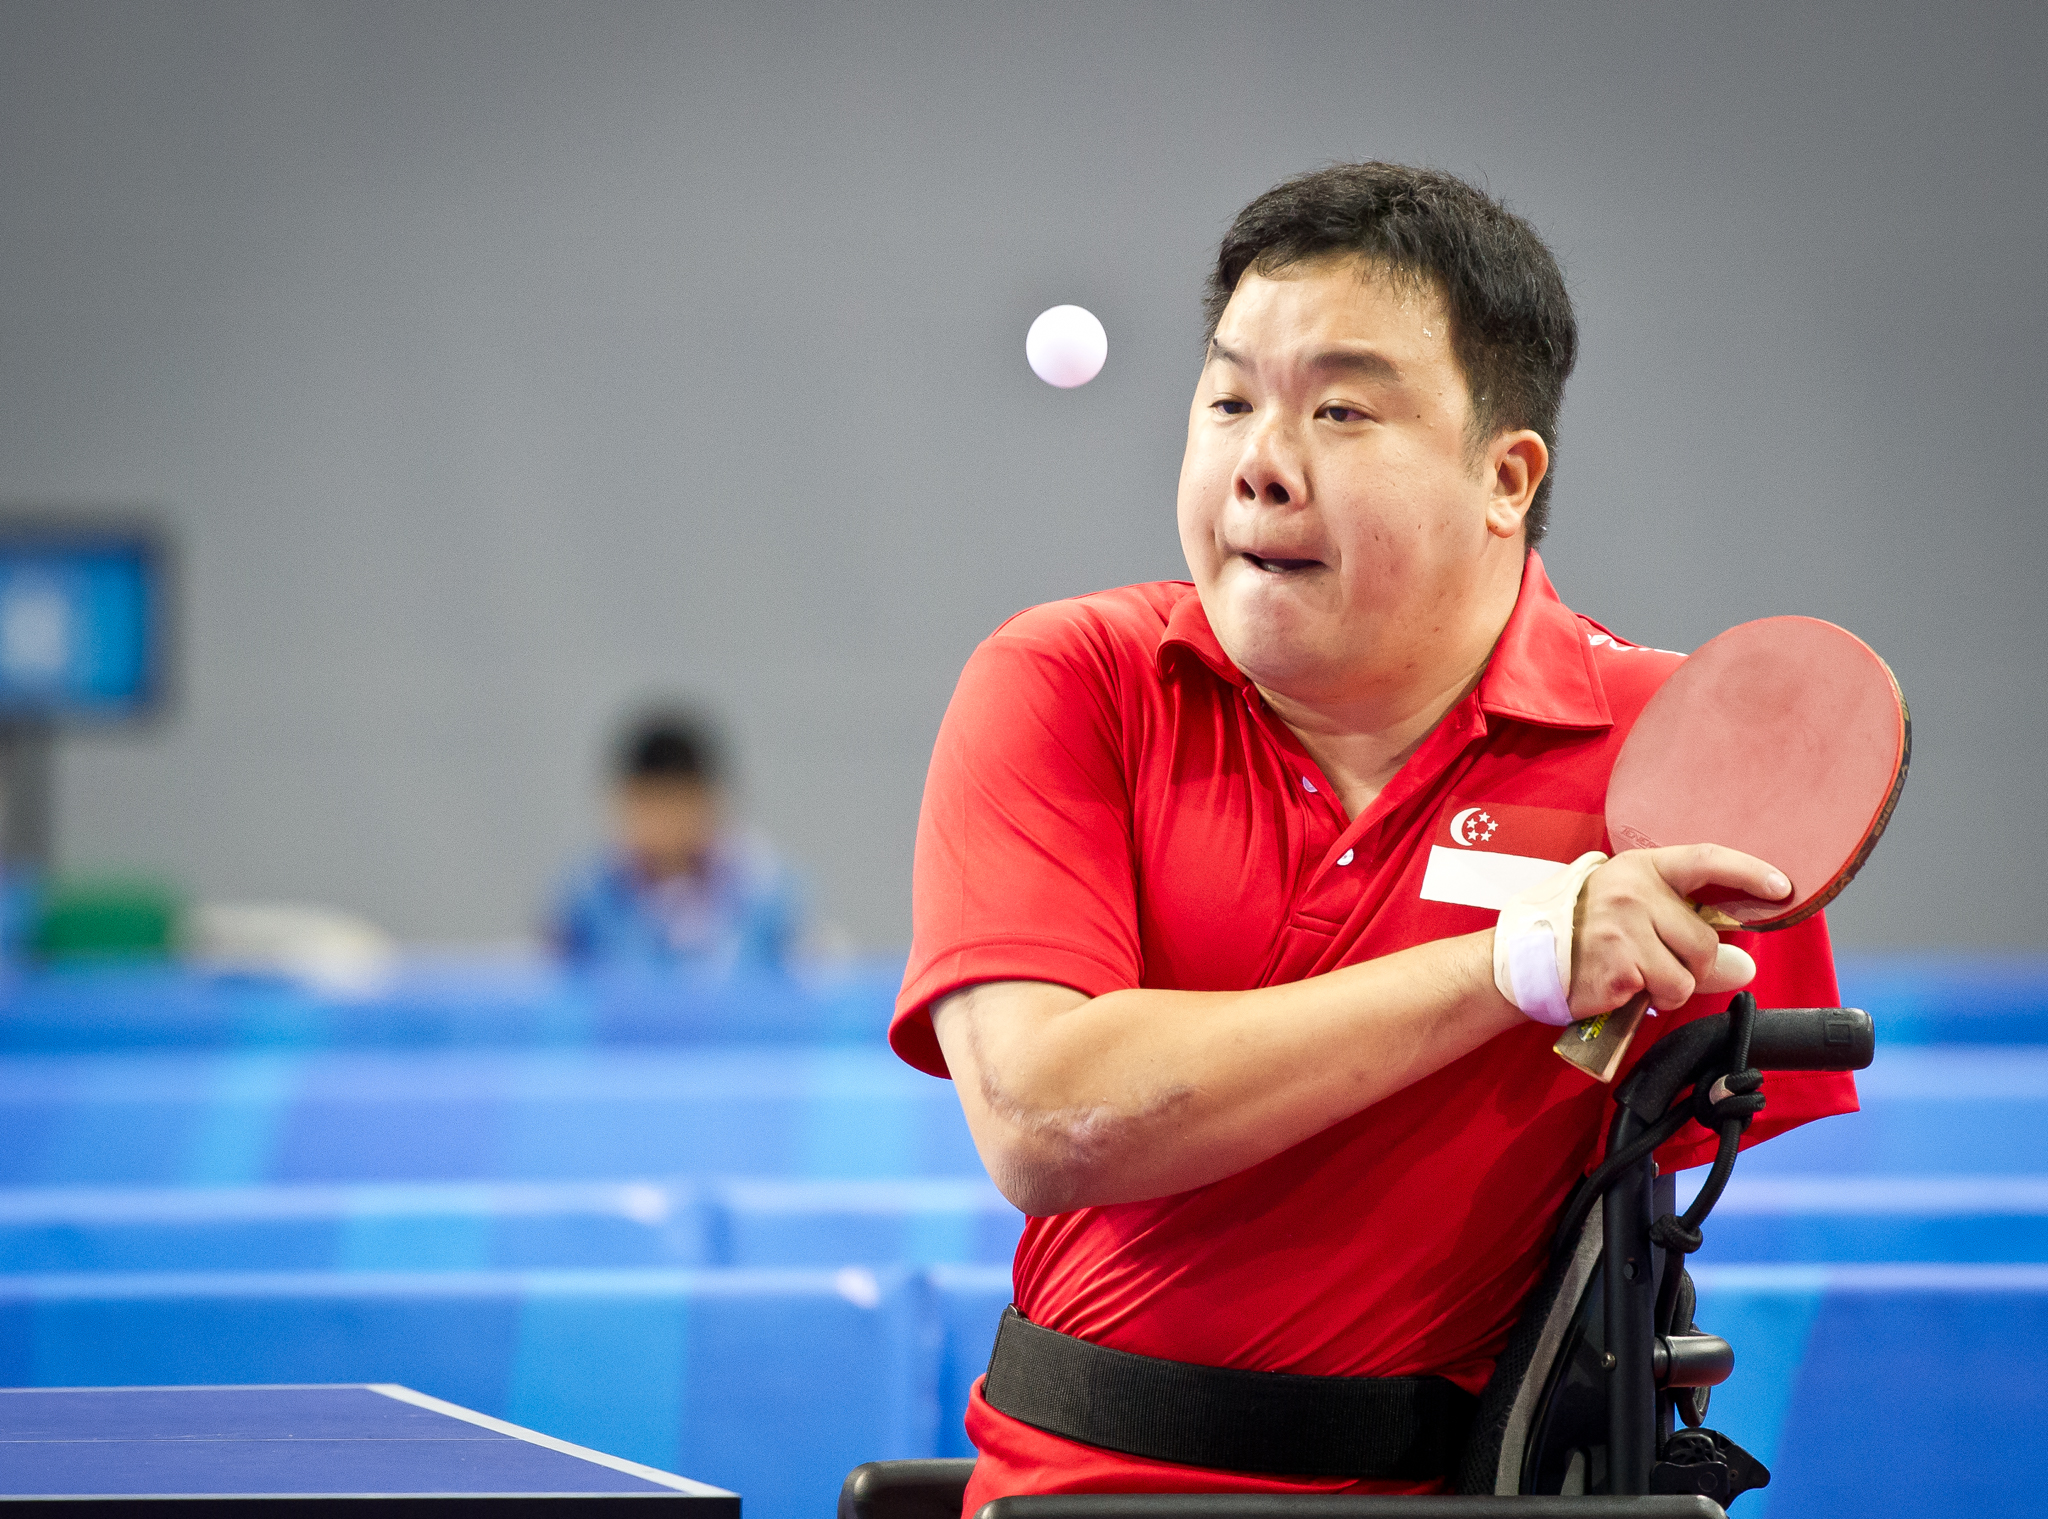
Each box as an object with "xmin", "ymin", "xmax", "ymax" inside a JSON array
[{"xmin": 1553, "ymin": 991, "xmax": 1649, "ymax": 1082}]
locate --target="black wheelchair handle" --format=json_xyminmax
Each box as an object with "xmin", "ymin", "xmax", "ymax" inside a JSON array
[
  {"xmin": 1615, "ymin": 1005, "xmax": 1874, "ymax": 1128},
  {"xmin": 1746, "ymin": 1007, "xmax": 1874, "ymax": 1072}
]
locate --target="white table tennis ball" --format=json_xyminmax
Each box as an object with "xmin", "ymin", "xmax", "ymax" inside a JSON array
[{"xmin": 1026, "ymin": 304, "xmax": 1108, "ymax": 388}]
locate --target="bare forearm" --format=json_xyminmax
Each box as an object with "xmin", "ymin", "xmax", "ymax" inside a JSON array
[{"xmin": 936, "ymin": 931, "xmax": 1520, "ymax": 1214}]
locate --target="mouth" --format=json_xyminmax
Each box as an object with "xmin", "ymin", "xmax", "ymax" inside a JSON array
[{"xmin": 1240, "ymin": 552, "xmax": 1324, "ymax": 575}]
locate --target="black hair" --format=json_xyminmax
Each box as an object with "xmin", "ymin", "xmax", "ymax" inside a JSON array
[
  {"xmin": 1203, "ymin": 163, "xmax": 1578, "ymax": 544},
  {"xmin": 614, "ymin": 709, "xmax": 723, "ymax": 786}
]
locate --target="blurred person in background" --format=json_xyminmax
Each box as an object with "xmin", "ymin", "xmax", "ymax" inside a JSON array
[{"xmin": 547, "ymin": 708, "xmax": 804, "ymax": 971}]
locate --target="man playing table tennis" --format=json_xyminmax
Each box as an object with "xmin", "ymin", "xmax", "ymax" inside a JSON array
[{"xmin": 890, "ymin": 163, "xmax": 1858, "ymax": 1507}]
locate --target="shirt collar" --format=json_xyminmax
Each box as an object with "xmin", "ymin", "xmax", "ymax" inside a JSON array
[
  {"xmin": 1155, "ymin": 552, "xmax": 1611, "ymax": 731},
  {"xmin": 1475, "ymin": 551, "xmax": 1612, "ymax": 731},
  {"xmin": 1156, "ymin": 583, "xmax": 1248, "ymax": 687}
]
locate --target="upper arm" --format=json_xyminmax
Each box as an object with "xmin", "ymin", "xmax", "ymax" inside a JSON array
[
  {"xmin": 890, "ymin": 615, "xmax": 1144, "ymax": 1075},
  {"xmin": 933, "ymin": 980, "xmax": 1091, "ymax": 1092},
  {"xmin": 932, "ymin": 979, "xmax": 1093, "ymax": 1209}
]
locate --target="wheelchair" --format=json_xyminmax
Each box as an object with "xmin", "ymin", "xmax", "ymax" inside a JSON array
[{"xmin": 842, "ymin": 995, "xmax": 1874, "ymax": 1519}]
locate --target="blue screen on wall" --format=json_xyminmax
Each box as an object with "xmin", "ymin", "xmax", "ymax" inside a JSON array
[{"xmin": 0, "ymin": 523, "xmax": 166, "ymax": 721}]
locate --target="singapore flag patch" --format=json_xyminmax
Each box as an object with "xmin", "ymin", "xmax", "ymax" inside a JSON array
[{"xmin": 1418, "ymin": 798, "xmax": 1608, "ymax": 911}]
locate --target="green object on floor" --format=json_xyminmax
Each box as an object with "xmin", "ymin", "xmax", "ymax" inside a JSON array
[{"xmin": 34, "ymin": 877, "xmax": 182, "ymax": 962}]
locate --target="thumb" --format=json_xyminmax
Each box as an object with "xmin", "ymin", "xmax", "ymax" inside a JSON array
[{"xmin": 1695, "ymin": 942, "xmax": 1758, "ymax": 997}]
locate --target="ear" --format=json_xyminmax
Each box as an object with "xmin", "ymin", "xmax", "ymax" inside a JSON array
[{"xmin": 1483, "ymin": 430, "xmax": 1549, "ymax": 540}]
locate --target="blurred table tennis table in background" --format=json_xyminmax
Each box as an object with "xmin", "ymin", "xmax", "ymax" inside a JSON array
[{"xmin": 0, "ymin": 1383, "xmax": 738, "ymax": 1513}]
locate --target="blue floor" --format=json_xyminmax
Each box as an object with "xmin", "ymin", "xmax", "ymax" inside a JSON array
[{"xmin": 0, "ymin": 954, "xmax": 2041, "ymax": 1518}]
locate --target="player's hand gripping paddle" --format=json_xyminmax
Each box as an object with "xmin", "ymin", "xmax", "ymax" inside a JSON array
[{"xmin": 1555, "ymin": 616, "xmax": 1909, "ymax": 1081}]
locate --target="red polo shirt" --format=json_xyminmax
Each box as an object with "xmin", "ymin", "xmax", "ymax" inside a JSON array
[{"xmin": 893, "ymin": 555, "xmax": 1856, "ymax": 1503}]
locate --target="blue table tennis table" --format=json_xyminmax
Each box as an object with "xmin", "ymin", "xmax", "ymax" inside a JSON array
[{"xmin": 0, "ymin": 1383, "xmax": 740, "ymax": 1513}]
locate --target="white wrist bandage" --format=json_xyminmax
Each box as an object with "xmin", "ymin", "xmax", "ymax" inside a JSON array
[{"xmin": 1494, "ymin": 851, "xmax": 1609, "ymax": 1027}]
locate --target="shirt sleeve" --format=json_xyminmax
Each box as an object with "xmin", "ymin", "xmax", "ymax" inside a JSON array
[
  {"xmin": 1650, "ymin": 910, "xmax": 1860, "ymax": 1172},
  {"xmin": 891, "ymin": 605, "xmax": 1144, "ymax": 1077}
]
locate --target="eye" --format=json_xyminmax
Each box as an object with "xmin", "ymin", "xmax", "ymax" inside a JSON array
[
  {"xmin": 1210, "ymin": 398, "xmax": 1251, "ymax": 416},
  {"xmin": 1319, "ymin": 404, "xmax": 1368, "ymax": 423}
]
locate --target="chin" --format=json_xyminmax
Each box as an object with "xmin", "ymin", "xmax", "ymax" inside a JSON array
[{"xmin": 1213, "ymin": 613, "xmax": 1323, "ymax": 693}]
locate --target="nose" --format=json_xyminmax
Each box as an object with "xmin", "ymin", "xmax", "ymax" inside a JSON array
[{"xmin": 1234, "ymin": 417, "xmax": 1307, "ymax": 509}]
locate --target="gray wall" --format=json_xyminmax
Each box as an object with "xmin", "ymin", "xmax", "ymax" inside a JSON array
[{"xmin": 1, "ymin": 0, "xmax": 2039, "ymax": 949}]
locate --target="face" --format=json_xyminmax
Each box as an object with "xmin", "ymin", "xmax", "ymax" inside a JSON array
[
  {"xmin": 1176, "ymin": 256, "xmax": 1543, "ymax": 708},
  {"xmin": 615, "ymin": 778, "xmax": 721, "ymax": 881}
]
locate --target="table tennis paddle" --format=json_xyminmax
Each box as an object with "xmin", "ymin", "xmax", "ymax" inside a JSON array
[{"xmin": 1555, "ymin": 616, "xmax": 1909, "ymax": 1081}]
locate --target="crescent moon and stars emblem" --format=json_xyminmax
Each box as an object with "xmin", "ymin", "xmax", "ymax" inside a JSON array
[{"xmin": 1449, "ymin": 807, "xmax": 1499, "ymax": 847}]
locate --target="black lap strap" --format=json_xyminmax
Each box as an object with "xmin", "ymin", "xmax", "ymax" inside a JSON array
[{"xmin": 981, "ymin": 1306, "xmax": 1477, "ymax": 1481}]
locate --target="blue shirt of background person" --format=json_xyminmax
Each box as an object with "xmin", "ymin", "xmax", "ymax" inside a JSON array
[{"xmin": 547, "ymin": 709, "xmax": 804, "ymax": 972}]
